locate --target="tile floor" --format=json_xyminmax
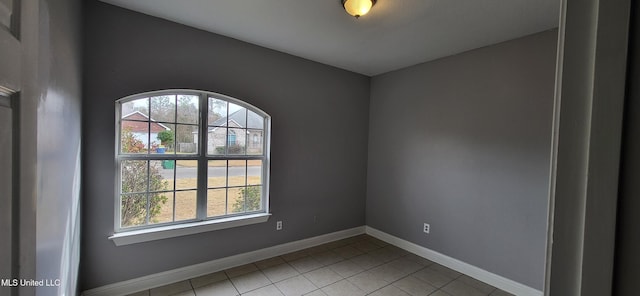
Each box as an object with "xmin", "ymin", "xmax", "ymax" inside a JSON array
[{"xmin": 127, "ymin": 235, "xmax": 514, "ymax": 296}]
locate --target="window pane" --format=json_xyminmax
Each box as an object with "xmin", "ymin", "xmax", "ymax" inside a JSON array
[
  {"xmin": 151, "ymin": 123, "xmax": 172, "ymax": 148},
  {"xmin": 177, "ymin": 95, "xmax": 199, "ymax": 124},
  {"xmin": 227, "ymin": 186, "xmax": 262, "ymax": 214},
  {"xmin": 247, "ymin": 110, "xmax": 263, "ymax": 129},
  {"xmin": 150, "ymin": 191, "xmax": 172, "ymax": 224},
  {"xmin": 151, "ymin": 124, "xmax": 175, "ymax": 154},
  {"xmin": 175, "ymin": 190, "xmax": 197, "ymax": 221},
  {"xmin": 247, "ymin": 129, "xmax": 263, "ymax": 155},
  {"xmin": 175, "ymin": 124, "xmax": 198, "ymax": 154},
  {"xmin": 244, "ymin": 186, "xmax": 262, "ymax": 212},
  {"xmin": 157, "ymin": 160, "xmax": 175, "ymax": 191},
  {"xmin": 228, "ymin": 160, "xmax": 246, "ymax": 187},
  {"xmin": 208, "ymin": 127, "xmax": 226, "ymax": 155},
  {"xmin": 150, "ymin": 95, "xmax": 176, "ymax": 123},
  {"xmin": 228, "ymin": 103, "xmax": 246, "ymax": 129},
  {"xmin": 208, "ymin": 98, "xmax": 227, "ymax": 125},
  {"xmin": 176, "ymin": 160, "xmax": 197, "ymax": 190},
  {"xmin": 208, "ymin": 160, "xmax": 227, "ymax": 188},
  {"xmin": 227, "ymin": 187, "xmax": 244, "ymax": 214},
  {"xmin": 207, "ymin": 188, "xmax": 226, "ymax": 217},
  {"xmin": 121, "ymin": 120, "xmax": 150, "ymax": 154},
  {"xmin": 121, "ymin": 194, "xmax": 147, "ymax": 228},
  {"xmin": 227, "ymin": 128, "xmax": 246, "ymax": 155},
  {"xmin": 150, "ymin": 160, "xmax": 173, "ymax": 192},
  {"xmin": 247, "ymin": 160, "xmax": 262, "ymax": 185},
  {"xmin": 121, "ymin": 160, "xmax": 148, "ymax": 193},
  {"xmin": 122, "ymin": 97, "xmax": 149, "ymax": 118}
]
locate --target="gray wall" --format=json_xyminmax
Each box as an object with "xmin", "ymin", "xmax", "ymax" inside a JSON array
[
  {"xmin": 614, "ymin": 2, "xmax": 640, "ymax": 294},
  {"xmin": 366, "ymin": 30, "xmax": 557, "ymax": 290},
  {"xmin": 35, "ymin": 0, "xmax": 83, "ymax": 295},
  {"xmin": 81, "ymin": 1, "xmax": 369, "ymax": 290}
]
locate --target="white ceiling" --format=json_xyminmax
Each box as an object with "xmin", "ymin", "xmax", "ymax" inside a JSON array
[{"xmin": 99, "ymin": 0, "xmax": 560, "ymax": 76}]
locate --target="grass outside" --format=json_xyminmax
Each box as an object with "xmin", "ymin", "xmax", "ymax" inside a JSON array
[{"xmin": 152, "ymin": 176, "xmax": 261, "ymax": 223}]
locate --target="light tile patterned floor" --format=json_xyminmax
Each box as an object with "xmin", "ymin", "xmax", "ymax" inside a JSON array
[{"xmin": 127, "ymin": 235, "xmax": 514, "ymax": 296}]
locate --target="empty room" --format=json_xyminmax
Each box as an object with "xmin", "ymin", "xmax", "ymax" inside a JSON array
[{"xmin": 1, "ymin": 0, "xmax": 637, "ymax": 296}]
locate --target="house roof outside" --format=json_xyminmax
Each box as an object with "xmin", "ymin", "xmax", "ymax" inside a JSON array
[
  {"xmin": 210, "ymin": 109, "xmax": 263, "ymax": 129},
  {"xmin": 122, "ymin": 111, "xmax": 171, "ymax": 133},
  {"xmin": 194, "ymin": 109, "xmax": 263, "ymax": 135},
  {"xmin": 192, "ymin": 109, "xmax": 263, "ymax": 134}
]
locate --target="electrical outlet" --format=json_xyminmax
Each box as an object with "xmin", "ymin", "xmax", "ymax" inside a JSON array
[
  {"xmin": 276, "ymin": 221, "xmax": 283, "ymax": 230},
  {"xmin": 423, "ymin": 223, "xmax": 430, "ymax": 234}
]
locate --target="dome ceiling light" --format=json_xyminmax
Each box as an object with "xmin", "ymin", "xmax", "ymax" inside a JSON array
[{"xmin": 342, "ymin": 0, "xmax": 377, "ymax": 18}]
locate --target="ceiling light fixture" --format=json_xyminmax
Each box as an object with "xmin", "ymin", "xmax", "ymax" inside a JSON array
[{"xmin": 342, "ymin": 0, "xmax": 376, "ymax": 18}]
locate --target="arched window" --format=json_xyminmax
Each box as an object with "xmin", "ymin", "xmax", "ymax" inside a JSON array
[{"xmin": 114, "ymin": 90, "xmax": 271, "ymax": 237}]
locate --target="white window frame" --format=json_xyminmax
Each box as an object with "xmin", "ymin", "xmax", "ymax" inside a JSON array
[{"xmin": 110, "ymin": 89, "xmax": 271, "ymax": 245}]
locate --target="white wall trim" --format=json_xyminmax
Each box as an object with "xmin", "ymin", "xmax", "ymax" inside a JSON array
[
  {"xmin": 81, "ymin": 226, "xmax": 365, "ymax": 296},
  {"xmin": 84, "ymin": 225, "xmax": 542, "ymax": 296},
  {"xmin": 109, "ymin": 213, "xmax": 272, "ymax": 246},
  {"xmin": 365, "ymin": 226, "xmax": 543, "ymax": 296}
]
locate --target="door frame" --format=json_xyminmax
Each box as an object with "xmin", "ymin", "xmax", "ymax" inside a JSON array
[{"xmin": 545, "ymin": 0, "xmax": 631, "ymax": 295}]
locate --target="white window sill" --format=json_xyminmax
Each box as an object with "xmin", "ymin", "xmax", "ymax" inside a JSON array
[{"xmin": 109, "ymin": 213, "xmax": 272, "ymax": 246}]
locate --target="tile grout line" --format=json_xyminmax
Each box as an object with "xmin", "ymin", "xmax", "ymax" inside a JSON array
[
  {"xmin": 157, "ymin": 235, "xmax": 505, "ymax": 296},
  {"xmin": 187, "ymin": 276, "xmax": 195, "ymax": 296},
  {"xmin": 225, "ymin": 271, "xmax": 242, "ymax": 296}
]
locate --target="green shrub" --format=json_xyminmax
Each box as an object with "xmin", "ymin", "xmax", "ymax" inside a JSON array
[
  {"xmin": 157, "ymin": 130, "xmax": 174, "ymax": 146},
  {"xmin": 121, "ymin": 129, "xmax": 168, "ymax": 227},
  {"xmin": 215, "ymin": 145, "xmax": 245, "ymax": 154},
  {"xmin": 232, "ymin": 186, "xmax": 261, "ymax": 212}
]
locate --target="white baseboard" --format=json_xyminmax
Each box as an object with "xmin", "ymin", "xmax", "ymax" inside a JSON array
[
  {"xmin": 81, "ymin": 226, "xmax": 366, "ymax": 296},
  {"xmin": 82, "ymin": 225, "xmax": 542, "ymax": 296},
  {"xmin": 365, "ymin": 226, "xmax": 543, "ymax": 296}
]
